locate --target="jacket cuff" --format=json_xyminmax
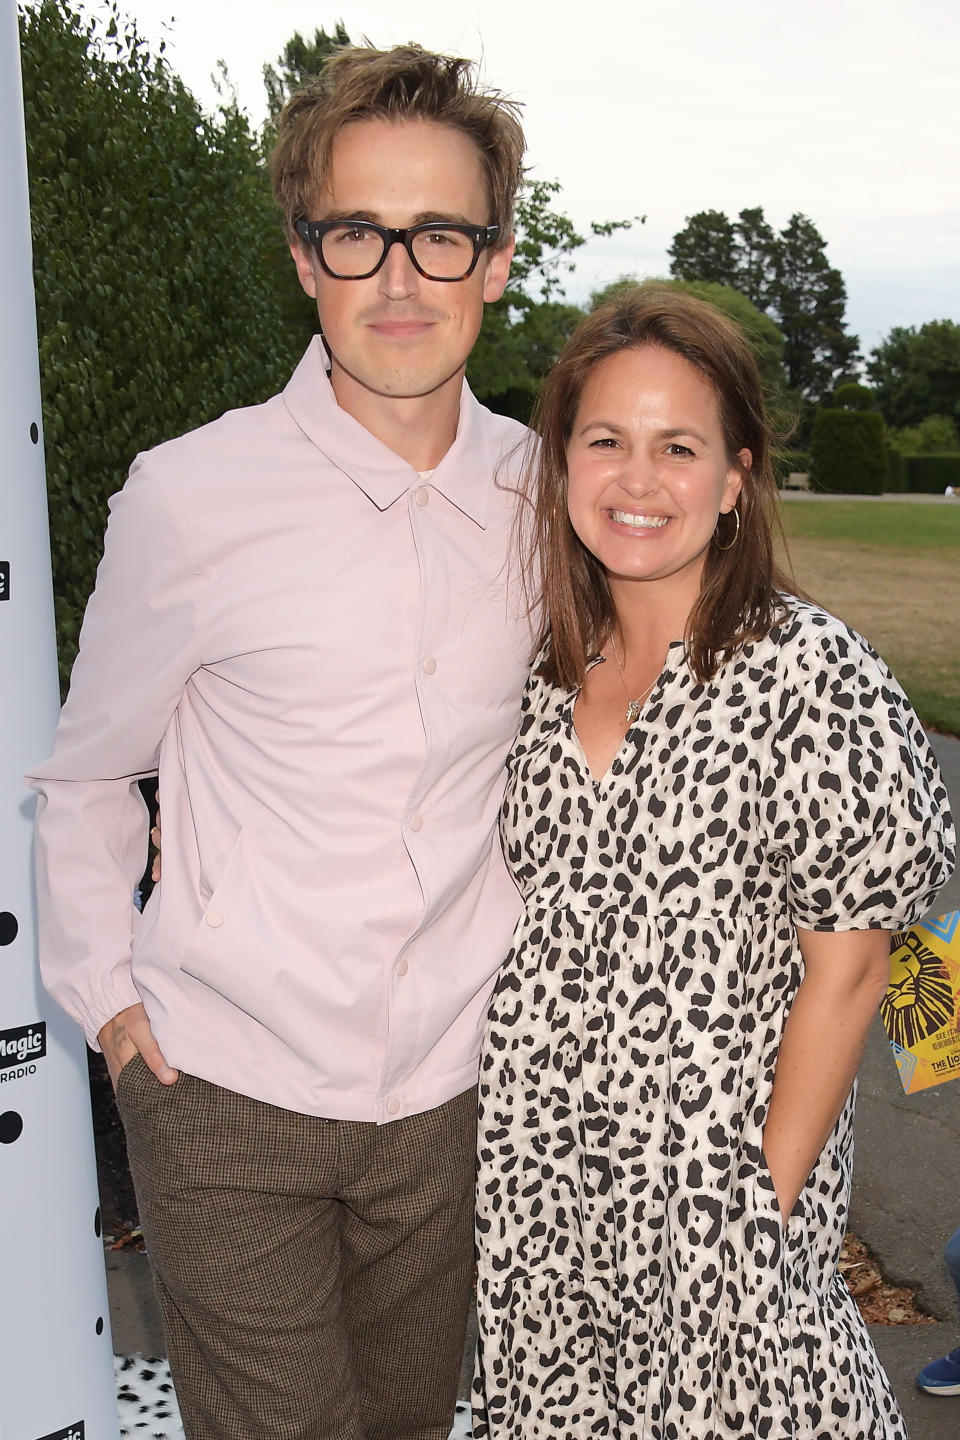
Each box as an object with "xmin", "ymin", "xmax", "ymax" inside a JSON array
[{"xmin": 80, "ymin": 971, "xmax": 144, "ymax": 1052}]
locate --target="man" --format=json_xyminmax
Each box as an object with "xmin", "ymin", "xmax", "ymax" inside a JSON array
[{"xmin": 29, "ymin": 46, "xmax": 531, "ymax": 1440}]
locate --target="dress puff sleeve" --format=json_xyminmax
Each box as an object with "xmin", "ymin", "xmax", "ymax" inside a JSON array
[{"xmin": 764, "ymin": 605, "xmax": 956, "ymax": 931}]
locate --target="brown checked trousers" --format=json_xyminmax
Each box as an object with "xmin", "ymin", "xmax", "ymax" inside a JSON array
[{"xmin": 116, "ymin": 1055, "xmax": 477, "ymax": 1440}]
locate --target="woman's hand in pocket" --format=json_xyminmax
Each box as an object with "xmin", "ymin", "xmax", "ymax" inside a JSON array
[{"xmin": 763, "ymin": 928, "xmax": 891, "ymax": 1225}]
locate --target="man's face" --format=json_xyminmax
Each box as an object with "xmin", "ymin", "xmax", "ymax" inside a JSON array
[{"xmin": 290, "ymin": 118, "xmax": 513, "ymax": 406}]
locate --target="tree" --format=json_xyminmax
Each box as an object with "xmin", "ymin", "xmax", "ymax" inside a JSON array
[
  {"xmin": 468, "ymin": 180, "xmax": 637, "ymax": 419},
  {"xmin": 467, "ymin": 296, "xmax": 583, "ymax": 420},
  {"xmin": 259, "ymin": 24, "xmax": 354, "ymax": 355},
  {"xmin": 773, "ymin": 213, "xmax": 859, "ymax": 404},
  {"xmin": 589, "ymin": 275, "xmax": 788, "ymax": 397},
  {"xmin": 668, "ymin": 206, "xmax": 859, "ymax": 405},
  {"xmin": 668, "ymin": 206, "xmax": 778, "ymax": 300},
  {"xmin": 890, "ymin": 414, "xmax": 960, "ymax": 455},
  {"xmin": 667, "ymin": 210, "xmax": 737, "ymax": 287},
  {"xmin": 831, "ymin": 382, "xmax": 877, "ymax": 411},
  {"xmin": 809, "ymin": 410, "xmax": 886, "ymax": 494},
  {"xmin": 867, "ymin": 320, "xmax": 960, "ymax": 430},
  {"xmin": 732, "ymin": 206, "xmax": 777, "ymax": 312},
  {"xmin": 21, "ymin": 0, "xmax": 306, "ymax": 685},
  {"xmin": 263, "ymin": 23, "xmax": 350, "ymax": 120}
]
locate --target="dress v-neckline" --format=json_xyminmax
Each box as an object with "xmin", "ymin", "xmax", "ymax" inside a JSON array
[{"xmin": 568, "ymin": 647, "xmax": 681, "ymax": 786}]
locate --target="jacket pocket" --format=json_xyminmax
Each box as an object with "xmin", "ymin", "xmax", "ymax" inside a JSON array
[
  {"xmin": 177, "ymin": 827, "xmax": 366, "ymax": 1080},
  {"xmin": 179, "ymin": 827, "xmax": 273, "ymax": 1022}
]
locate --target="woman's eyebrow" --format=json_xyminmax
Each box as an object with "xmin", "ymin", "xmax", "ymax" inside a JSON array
[
  {"xmin": 577, "ymin": 420, "xmax": 626, "ymax": 437},
  {"xmin": 575, "ymin": 422, "xmax": 710, "ymax": 444},
  {"xmin": 661, "ymin": 426, "xmax": 709, "ymax": 444}
]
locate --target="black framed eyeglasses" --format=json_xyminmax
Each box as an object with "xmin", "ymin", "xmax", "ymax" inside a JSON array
[{"xmin": 294, "ymin": 218, "xmax": 500, "ymax": 282}]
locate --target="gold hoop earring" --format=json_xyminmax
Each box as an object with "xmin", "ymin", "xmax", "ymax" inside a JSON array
[{"xmin": 714, "ymin": 507, "xmax": 740, "ymax": 551}]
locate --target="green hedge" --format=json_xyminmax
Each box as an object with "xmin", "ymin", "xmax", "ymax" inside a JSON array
[
  {"xmin": 902, "ymin": 454, "xmax": 960, "ymax": 493},
  {"xmin": 21, "ymin": 1, "xmax": 313, "ymax": 691},
  {"xmin": 809, "ymin": 409, "xmax": 886, "ymax": 494},
  {"xmin": 884, "ymin": 436, "xmax": 906, "ymax": 492},
  {"xmin": 773, "ymin": 448, "xmax": 810, "ymax": 484}
]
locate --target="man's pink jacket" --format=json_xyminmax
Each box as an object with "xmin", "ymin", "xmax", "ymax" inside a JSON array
[{"xmin": 28, "ymin": 340, "xmax": 533, "ymax": 1122}]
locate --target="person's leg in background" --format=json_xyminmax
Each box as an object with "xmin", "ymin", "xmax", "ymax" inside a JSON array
[
  {"xmin": 916, "ymin": 1225, "xmax": 960, "ymax": 1397},
  {"xmin": 945, "ymin": 1225, "xmax": 960, "ymax": 1316}
]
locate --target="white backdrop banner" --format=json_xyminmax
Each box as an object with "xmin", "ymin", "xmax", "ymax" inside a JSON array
[{"xmin": 0, "ymin": 3, "xmax": 121, "ymax": 1435}]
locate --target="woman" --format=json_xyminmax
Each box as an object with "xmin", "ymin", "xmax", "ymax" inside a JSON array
[{"xmin": 473, "ymin": 288, "xmax": 955, "ymax": 1438}]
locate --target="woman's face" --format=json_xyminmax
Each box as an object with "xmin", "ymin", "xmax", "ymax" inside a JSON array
[{"xmin": 565, "ymin": 345, "xmax": 749, "ymax": 604}]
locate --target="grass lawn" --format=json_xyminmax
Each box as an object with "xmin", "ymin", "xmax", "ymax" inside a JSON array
[{"xmin": 777, "ymin": 500, "xmax": 959, "ymax": 736}]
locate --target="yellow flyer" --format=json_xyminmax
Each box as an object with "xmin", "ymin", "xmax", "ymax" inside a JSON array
[{"xmin": 881, "ymin": 912, "xmax": 960, "ymax": 1093}]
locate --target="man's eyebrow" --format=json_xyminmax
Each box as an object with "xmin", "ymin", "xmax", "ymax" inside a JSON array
[
  {"xmin": 409, "ymin": 211, "xmax": 476, "ymax": 226},
  {"xmin": 317, "ymin": 209, "xmax": 380, "ymax": 225},
  {"xmin": 317, "ymin": 210, "xmax": 477, "ymax": 227}
]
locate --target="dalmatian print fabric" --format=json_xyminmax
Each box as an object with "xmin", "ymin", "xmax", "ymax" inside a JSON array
[
  {"xmin": 473, "ymin": 598, "xmax": 954, "ymax": 1439},
  {"xmin": 113, "ymin": 1356, "xmax": 473, "ymax": 1438},
  {"xmin": 115, "ymin": 1356, "xmax": 185, "ymax": 1438}
]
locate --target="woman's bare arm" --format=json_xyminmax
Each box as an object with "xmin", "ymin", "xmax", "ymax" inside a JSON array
[{"xmin": 762, "ymin": 927, "xmax": 890, "ymax": 1223}]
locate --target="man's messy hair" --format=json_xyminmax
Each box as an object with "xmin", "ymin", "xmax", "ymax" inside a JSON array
[{"xmin": 271, "ymin": 45, "xmax": 526, "ymax": 247}]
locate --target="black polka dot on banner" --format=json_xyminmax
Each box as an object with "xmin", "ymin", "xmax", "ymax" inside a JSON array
[
  {"xmin": 94, "ymin": 1206, "xmax": 102, "ymax": 1237},
  {"xmin": 0, "ymin": 913, "xmax": 18, "ymax": 946},
  {"xmin": 96, "ymin": 1316, "xmax": 104, "ymax": 1335},
  {"xmin": 0, "ymin": 1111, "xmax": 24, "ymax": 1144},
  {"xmin": 30, "ymin": 422, "xmax": 39, "ymax": 444}
]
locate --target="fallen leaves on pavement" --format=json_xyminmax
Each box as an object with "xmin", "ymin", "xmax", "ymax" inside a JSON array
[{"xmin": 840, "ymin": 1233, "xmax": 934, "ymax": 1325}]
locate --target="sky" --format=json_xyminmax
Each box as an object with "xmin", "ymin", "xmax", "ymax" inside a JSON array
[{"xmin": 87, "ymin": 0, "xmax": 960, "ymax": 357}]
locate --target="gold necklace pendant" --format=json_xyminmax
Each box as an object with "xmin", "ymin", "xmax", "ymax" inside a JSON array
[{"xmin": 610, "ymin": 635, "xmax": 657, "ymax": 725}]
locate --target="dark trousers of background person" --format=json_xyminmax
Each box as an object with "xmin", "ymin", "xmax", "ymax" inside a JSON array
[
  {"xmin": 116, "ymin": 1055, "xmax": 477, "ymax": 1440},
  {"xmin": 946, "ymin": 1226, "xmax": 960, "ymax": 1319}
]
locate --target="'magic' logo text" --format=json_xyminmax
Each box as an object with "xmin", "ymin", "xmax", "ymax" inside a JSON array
[
  {"xmin": 35, "ymin": 1424, "xmax": 85, "ymax": 1440},
  {"xmin": 0, "ymin": 1022, "xmax": 46, "ymax": 1070}
]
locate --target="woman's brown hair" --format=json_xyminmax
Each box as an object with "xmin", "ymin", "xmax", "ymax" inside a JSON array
[{"xmin": 524, "ymin": 285, "xmax": 793, "ymax": 688}]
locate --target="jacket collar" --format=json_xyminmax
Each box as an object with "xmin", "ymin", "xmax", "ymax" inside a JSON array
[{"xmin": 281, "ymin": 337, "xmax": 496, "ymax": 529}]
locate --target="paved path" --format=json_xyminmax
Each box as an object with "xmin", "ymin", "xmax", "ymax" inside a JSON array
[
  {"xmin": 781, "ymin": 491, "xmax": 959, "ymax": 504},
  {"xmin": 850, "ymin": 730, "xmax": 960, "ymax": 1439}
]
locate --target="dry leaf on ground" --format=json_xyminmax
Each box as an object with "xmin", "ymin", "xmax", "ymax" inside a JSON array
[{"xmin": 840, "ymin": 1233, "xmax": 934, "ymax": 1325}]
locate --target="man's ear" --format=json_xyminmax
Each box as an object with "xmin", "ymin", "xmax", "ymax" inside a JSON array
[
  {"xmin": 289, "ymin": 239, "xmax": 320, "ymax": 301},
  {"xmin": 482, "ymin": 233, "xmax": 515, "ymax": 304}
]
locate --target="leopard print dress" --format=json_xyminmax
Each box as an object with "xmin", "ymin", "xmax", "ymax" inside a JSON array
[{"xmin": 473, "ymin": 598, "xmax": 955, "ymax": 1440}]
